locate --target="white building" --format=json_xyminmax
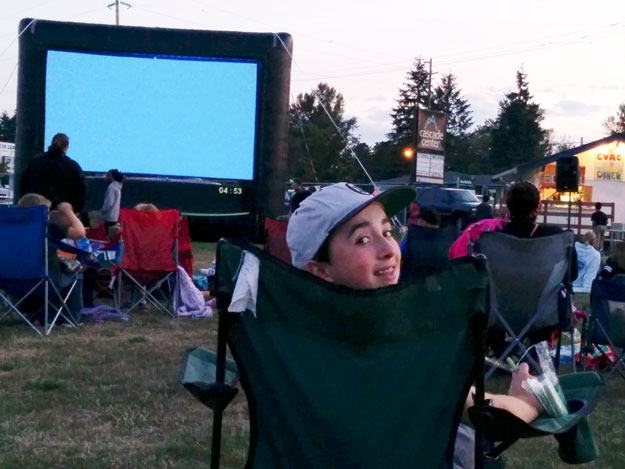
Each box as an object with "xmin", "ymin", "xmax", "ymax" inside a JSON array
[{"xmin": 494, "ymin": 135, "xmax": 625, "ymax": 225}]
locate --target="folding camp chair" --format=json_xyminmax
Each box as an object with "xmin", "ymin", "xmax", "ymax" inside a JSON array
[
  {"xmin": 178, "ymin": 216, "xmax": 194, "ymax": 277},
  {"xmin": 401, "ymin": 225, "xmax": 456, "ymax": 279},
  {"xmin": 475, "ymin": 231, "xmax": 575, "ymax": 376},
  {"xmin": 263, "ymin": 216, "xmax": 291, "ymax": 264},
  {"xmin": 114, "ymin": 208, "xmax": 180, "ymax": 316},
  {"xmin": 181, "ymin": 240, "xmax": 604, "ymax": 468},
  {"xmin": 584, "ymin": 279, "xmax": 625, "ymax": 380},
  {"xmin": 190, "ymin": 239, "xmax": 491, "ymax": 468},
  {"xmin": 0, "ymin": 205, "xmax": 80, "ymax": 335}
]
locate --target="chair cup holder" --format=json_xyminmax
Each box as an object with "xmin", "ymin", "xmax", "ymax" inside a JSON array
[{"xmin": 566, "ymin": 399, "xmax": 584, "ymax": 414}]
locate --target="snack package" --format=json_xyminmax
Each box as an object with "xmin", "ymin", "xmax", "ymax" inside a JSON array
[{"xmin": 521, "ymin": 341, "xmax": 569, "ymax": 418}]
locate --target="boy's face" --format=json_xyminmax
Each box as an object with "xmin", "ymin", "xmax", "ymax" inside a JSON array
[{"xmin": 306, "ymin": 203, "xmax": 401, "ymax": 289}]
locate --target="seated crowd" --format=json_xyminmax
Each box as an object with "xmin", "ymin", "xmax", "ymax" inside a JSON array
[
  {"xmin": 4, "ymin": 179, "xmax": 615, "ymax": 467},
  {"xmin": 5, "ymin": 193, "xmax": 184, "ymax": 325}
]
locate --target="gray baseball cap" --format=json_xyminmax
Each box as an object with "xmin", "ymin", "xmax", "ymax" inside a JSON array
[{"xmin": 286, "ymin": 182, "xmax": 416, "ymax": 269}]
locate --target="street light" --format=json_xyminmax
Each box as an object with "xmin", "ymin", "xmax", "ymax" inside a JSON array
[{"xmin": 401, "ymin": 146, "xmax": 415, "ymax": 160}]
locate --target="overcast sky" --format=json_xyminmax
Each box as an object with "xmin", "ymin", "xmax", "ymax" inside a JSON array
[{"xmin": 1, "ymin": 0, "xmax": 624, "ymax": 148}]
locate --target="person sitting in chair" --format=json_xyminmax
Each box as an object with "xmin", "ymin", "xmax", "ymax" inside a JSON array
[
  {"xmin": 572, "ymin": 232, "xmax": 601, "ymax": 293},
  {"xmin": 598, "ymin": 240, "xmax": 625, "ymax": 281},
  {"xmin": 401, "ymin": 207, "xmax": 452, "ymax": 279},
  {"xmin": 286, "ymin": 182, "xmax": 541, "ymax": 468},
  {"xmin": 17, "ymin": 193, "xmax": 87, "ymax": 323}
]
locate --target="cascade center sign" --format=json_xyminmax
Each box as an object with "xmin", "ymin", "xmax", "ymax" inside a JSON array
[{"xmin": 415, "ymin": 110, "xmax": 447, "ymax": 183}]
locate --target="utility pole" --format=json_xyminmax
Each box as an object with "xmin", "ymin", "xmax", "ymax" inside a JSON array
[
  {"xmin": 411, "ymin": 58, "xmax": 435, "ymax": 185},
  {"xmin": 410, "ymin": 58, "xmax": 421, "ymax": 185},
  {"xmin": 427, "ymin": 58, "xmax": 433, "ymax": 109},
  {"xmin": 107, "ymin": 0, "xmax": 132, "ymax": 26}
]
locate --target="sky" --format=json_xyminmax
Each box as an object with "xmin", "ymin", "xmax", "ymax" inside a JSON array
[{"xmin": 1, "ymin": 0, "xmax": 625, "ymax": 148}]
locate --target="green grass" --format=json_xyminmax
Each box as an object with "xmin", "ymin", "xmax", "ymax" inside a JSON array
[
  {"xmin": 0, "ymin": 241, "xmax": 623, "ymax": 467},
  {"xmin": 191, "ymin": 242, "xmax": 217, "ymax": 274}
]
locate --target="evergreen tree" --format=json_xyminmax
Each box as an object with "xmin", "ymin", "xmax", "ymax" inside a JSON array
[
  {"xmin": 0, "ymin": 111, "xmax": 16, "ymax": 142},
  {"xmin": 433, "ymin": 73, "xmax": 472, "ymax": 137},
  {"xmin": 603, "ymin": 103, "xmax": 625, "ymax": 135},
  {"xmin": 463, "ymin": 121, "xmax": 495, "ymax": 174},
  {"xmin": 388, "ymin": 59, "xmax": 431, "ymax": 145},
  {"xmin": 432, "ymin": 73, "xmax": 473, "ymax": 172},
  {"xmin": 489, "ymin": 70, "xmax": 550, "ymax": 172},
  {"xmin": 288, "ymin": 83, "xmax": 361, "ymax": 182},
  {"xmin": 368, "ymin": 141, "xmax": 411, "ymax": 181}
]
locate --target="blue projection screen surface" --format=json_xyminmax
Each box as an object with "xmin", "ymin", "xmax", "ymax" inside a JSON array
[{"xmin": 44, "ymin": 50, "xmax": 259, "ymax": 180}]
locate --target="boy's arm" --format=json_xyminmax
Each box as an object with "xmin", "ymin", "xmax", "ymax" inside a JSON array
[{"xmin": 463, "ymin": 363, "xmax": 541, "ymax": 424}]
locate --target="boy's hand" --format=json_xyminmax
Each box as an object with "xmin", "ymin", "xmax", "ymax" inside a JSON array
[{"xmin": 508, "ymin": 362, "xmax": 541, "ymax": 413}]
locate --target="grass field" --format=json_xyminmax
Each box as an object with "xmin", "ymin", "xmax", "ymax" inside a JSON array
[{"xmin": 1, "ymin": 242, "xmax": 624, "ymax": 467}]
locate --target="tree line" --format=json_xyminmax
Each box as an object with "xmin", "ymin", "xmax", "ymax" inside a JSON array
[
  {"xmin": 288, "ymin": 64, "xmax": 625, "ymax": 183},
  {"xmin": 2, "ymin": 67, "xmax": 624, "ymax": 184}
]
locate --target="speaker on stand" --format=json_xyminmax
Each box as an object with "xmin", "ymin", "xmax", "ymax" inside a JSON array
[{"xmin": 556, "ymin": 156, "xmax": 579, "ymax": 230}]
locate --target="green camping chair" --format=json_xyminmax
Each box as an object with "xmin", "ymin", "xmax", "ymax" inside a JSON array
[
  {"xmin": 181, "ymin": 240, "xmax": 604, "ymax": 468},
  {"xmin": 210, "ymin": 239, "xmax": 490, "ymax": 468}
]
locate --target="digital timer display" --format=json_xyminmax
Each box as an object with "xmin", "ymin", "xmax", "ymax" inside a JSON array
[{"xmin": 218, "ymin": 186, "xmax": 243, "ymax": 195}]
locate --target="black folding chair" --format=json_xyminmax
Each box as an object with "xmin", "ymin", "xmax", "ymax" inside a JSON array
[{"xmin": 476, "ymin": 231, "xmax": 575, "ymax": 376}]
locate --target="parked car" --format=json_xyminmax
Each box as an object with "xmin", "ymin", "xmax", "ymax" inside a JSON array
[{"xmin": 415, "ymin": 187, "xmax": 480, "ymax": 229}]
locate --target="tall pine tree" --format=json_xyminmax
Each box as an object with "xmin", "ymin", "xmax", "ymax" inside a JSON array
[
  {"xmin": 603, "ymin": 103, "xmax": 625, "ymax": 135},
  {"xmin": 288, "ymin": 83, "xmax": 362, "ymax": 182},
  {"xmin": 0, "ymin": 111, "xmax": 16, "ymax": 142},
  {"xmin": 387, "ymin": 59, "xmax": 431, "ymax": 145},
  {"xmin": 432, "ymin": 73, "xmax": 473, "ymax": 172},
  {"xmin": 433, "ymin": 73, "xmax": 472, "ymax": 137},
  {"xmin": 489, "ymin": 70, "xmax": 550, "ymax": 172}
]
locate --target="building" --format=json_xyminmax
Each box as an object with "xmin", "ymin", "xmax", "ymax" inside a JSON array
[{"xmin": 493, "ymin": 135, "xmax": 625, "ymax": 224}]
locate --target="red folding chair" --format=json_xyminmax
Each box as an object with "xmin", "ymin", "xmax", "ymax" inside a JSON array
[
  {"xmin": 264, "ymin": 217, "xmax": 291, "ymax": 264},
  {"xmin": 178, "ymin": 216, "xmax": 194, "ymax": 277},
  {"xmin": 115, "ymin": 208, "xmax": 180, "ymax": 316}
]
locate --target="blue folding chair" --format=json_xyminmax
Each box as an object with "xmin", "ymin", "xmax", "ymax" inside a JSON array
[{"xmin": 0, "ymin": 205, "xmax": 80, "ymax": 336}]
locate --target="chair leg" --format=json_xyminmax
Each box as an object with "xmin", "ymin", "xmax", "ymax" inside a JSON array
[{"xmin": 570, "ymin": 325, "xmax": 576, "ymax": 373}]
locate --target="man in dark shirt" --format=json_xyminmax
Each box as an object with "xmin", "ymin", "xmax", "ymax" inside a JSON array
[
  {"xmin": 591, "ymin": 202, "xmax": 608, "ymax": 251},
  {"xmin": 475, "ymin": 194, "xmax": 494, "ymax": 221},
  {"xmin": 19, "ymin": 133, "xmax": 87, "ymax": 215},
  {"xmin": 289, "ymin": 178, "xmax": 311, "ymax": 214}
]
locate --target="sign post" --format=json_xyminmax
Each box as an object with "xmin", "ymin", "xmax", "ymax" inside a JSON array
[{"xmin": 415, "ymin": 110, "xmax": 446, "ymax": 185}]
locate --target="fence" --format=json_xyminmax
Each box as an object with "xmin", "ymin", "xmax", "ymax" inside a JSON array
[{"xmin": 538, "ymin": 201, "xmax": 615, "ymax": 235}]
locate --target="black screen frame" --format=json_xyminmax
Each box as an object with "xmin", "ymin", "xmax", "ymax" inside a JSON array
[{"xmin": 15, "ymin": 18, "xmax": 292, "ymax": 228}]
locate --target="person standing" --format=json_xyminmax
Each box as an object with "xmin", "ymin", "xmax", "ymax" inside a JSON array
[
  {"xmin": 19, "ymin": 133, "xmax": 87, "ymax": 215},
  {"xmin": 101, "ymin": 169, "xmax": 124, "ymax": 232},
  {"xmin": 289, "ymin": 178, "xmax": 311, "ymax": 214},
  {"xmin": 591, "ymin": 202, "xmax": 608, "ymax": 251},
  {"xmin": 475, "ymin": 194, "xmax": 494, "ymax": 221}
]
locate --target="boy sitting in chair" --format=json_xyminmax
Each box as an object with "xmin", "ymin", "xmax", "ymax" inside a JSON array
[{"xmin": 286, "ymin": 182, "xmax": 541, "ymax": 468}]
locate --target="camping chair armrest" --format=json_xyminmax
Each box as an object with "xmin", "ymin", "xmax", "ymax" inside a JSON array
[
  {"xmin": 470, "ymin": 371, "xmax": 604, "ymax": 461},
  {"xmin": 469, "ymin": 404, "xmax": 539, "ymax": 444},
  {"xmin": 49, "ymin": 238, "xmax": 94, "ymax": 264}
]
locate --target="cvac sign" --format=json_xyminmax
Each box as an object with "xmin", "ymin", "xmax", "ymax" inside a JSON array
[{"xmin": 596, "ymin": 153, "xmax": 623, "ymax": 161}]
